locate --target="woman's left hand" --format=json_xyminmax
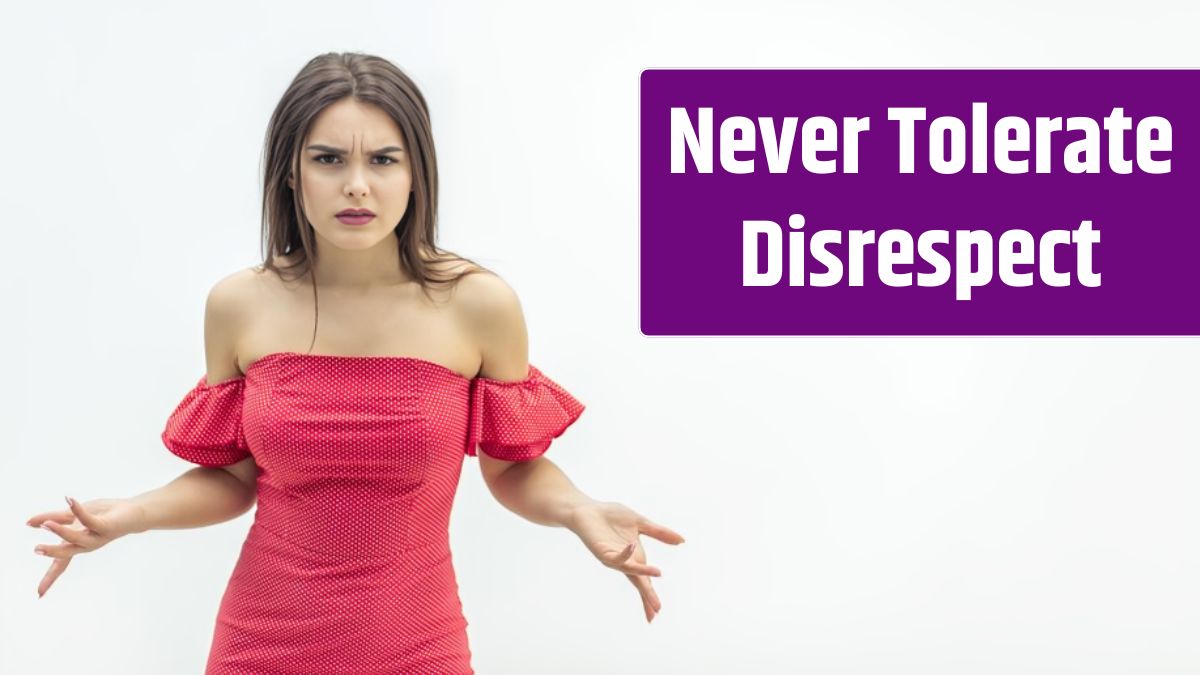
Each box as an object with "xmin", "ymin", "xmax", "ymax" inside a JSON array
[{"xmin": 567, "ymin": 500, "xmax": 685, "ymax": 623}]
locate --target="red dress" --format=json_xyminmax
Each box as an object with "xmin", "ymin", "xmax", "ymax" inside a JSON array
[{"xmin": 160, "ymin": 351, "xmax": 585, "ymax": 674}]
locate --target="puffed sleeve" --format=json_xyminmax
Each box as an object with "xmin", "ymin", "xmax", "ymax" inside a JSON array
[
  {"xmin": 465, "ymin": 364, "xmax": 585, "ymax": 461},
  {"xmin": 160, "ymin": 374, "xmax": 251, "ymax": 467}
]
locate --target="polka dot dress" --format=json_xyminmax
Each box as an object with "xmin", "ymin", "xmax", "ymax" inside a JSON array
[{"xmin": 160, "ymin": 351, "xmax": 585, "ymax": 674}]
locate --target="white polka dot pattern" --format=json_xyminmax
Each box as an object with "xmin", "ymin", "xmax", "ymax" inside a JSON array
[
  {"xmin": 158, "ymin": 351, "xmax": 585, "ymax": 673},
  {"xmin": 161, "ymin": 375, "xmax": 250, "ymax": 467},
  {"xmin": 466, "ymin": 364, "xmax": 586, "ymax": 462}
]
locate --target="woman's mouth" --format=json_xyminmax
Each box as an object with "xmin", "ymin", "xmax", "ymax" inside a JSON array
[{"xmin": 336, "ymin": 214, "xmax": 375, "ymax": 226}]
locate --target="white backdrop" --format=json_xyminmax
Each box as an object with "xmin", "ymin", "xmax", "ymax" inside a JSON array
[{"xmin": 2, "ymin": 1, "xmax": 1197, "ymax": 673}]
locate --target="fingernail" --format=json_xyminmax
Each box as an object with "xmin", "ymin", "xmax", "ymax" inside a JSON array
[
  {"xmin": 40, "ymin": 523, "xmax": 52, "ymax": 531},
  {"xmin": 65, "ymin": 496, "xmax": 74, "ymax": 507}
]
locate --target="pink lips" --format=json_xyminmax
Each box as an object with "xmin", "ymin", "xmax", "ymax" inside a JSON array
[{"xmin": 337, "ymin": 208, "xmax": 374, "ymax": 226}]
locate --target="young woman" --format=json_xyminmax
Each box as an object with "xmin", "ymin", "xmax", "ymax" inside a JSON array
[{"xmin": 26, "ymin": 52, "xmax": 684, "ymax": 674}]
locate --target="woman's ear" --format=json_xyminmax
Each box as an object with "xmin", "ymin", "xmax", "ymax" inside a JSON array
[{"xmin": 287, "ymin": 173, "xmax": 295, "ymax": 190}]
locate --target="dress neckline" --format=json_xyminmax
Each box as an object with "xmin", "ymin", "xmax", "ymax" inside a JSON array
[{"xmin": 244, "ymin": 351, "xmax": 474, "ymax": 382}]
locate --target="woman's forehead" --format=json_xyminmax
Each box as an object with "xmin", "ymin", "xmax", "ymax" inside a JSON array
[{"xmin": 309, "ymin": 99, "xmax": 404, "ymax": 147}]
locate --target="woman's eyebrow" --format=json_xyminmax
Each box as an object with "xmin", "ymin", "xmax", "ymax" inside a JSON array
[{"xmin": 305, "ymin": 144, "xmax": 404, "ymax": 154}]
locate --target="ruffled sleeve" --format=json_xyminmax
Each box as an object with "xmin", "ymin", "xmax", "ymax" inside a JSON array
[
  {"xmin": 465, "ymin": 365, "xmax": 585, "ymax": 461},
  {"xmin": 160, "ymin": 375, "xmax": 251, "ymax": 467}
]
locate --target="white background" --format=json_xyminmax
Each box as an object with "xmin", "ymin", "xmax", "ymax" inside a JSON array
[{"xmin": 3, "ymin": 1, "xmax": 1198, "ymax": 673}]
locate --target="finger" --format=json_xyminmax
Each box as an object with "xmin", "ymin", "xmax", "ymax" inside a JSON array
[
  {"xmin": 620, "ymin": 562, "xmax": 662, "ymax": 577},
  {"xmin": 620, "ymin": 558, "xmax": 661, "ymax": 620},
  {"xmin": 646, "ymin": 581, "xmax": 662, "ymax": 612},
  {"xmin": 40, "ymin": 521, "xmax": 101, "ymax": 549},
  {"xmin": 604, "ymin": 541, "xmax": 636, "ymax": 566},
  {"xmin": 605, "ymin": 545, "xmax": 660, "ymax": 575},
  {"xmin": 638, "ymin": 518, "xmax": 686, "ymax": 544},
  {"xmin": 625, "ymin": 574, "xmax": 649, "ymax": 621},
  {"xmin": 39, "ymin": 558, "xmax": 70, "ymax": 598},
  {"xmin": 26, "ymin": 510, "xmax": 76, "ymax": 528},
  {"xmin": 35, "ymin": 542, "xmax": 87, "ymax": 560},
  {"xmin": 626, "ymin": 573, "xmax": 658, "ymax": 622},
  {"xmin": 609, "ymin": 545, "xmax": 661, "ymax": 576},
  {"xmin": 622, "ymin": 541, "xmax": 636, "ymax": 560},
  {"xmin": 632, "ymin": 573, "xmax": 659, "ymax": 609},
  {"xmin": 618, "ymin": 540, "xmax": 661, "ymax": 577},
  {"xmin": 65, "ymin": 496, "xmax": 104, "ymax": 535}
]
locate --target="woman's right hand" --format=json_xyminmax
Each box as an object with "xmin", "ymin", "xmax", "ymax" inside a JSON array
[{"xmin": 26, "ymin": 496, "xmax": 146, "ymax": 598}]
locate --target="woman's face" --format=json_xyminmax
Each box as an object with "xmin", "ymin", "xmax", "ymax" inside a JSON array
[{"xmin": 289, "ymin": 97, "xmax": 413, "ymax": 251}]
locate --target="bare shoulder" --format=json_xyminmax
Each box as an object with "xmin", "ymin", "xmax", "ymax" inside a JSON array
[
  {"xmin": 419, "ymin": 254, "xmax": 518, "ymax": 327},
  {"xmin": 203, "ymin": 267, "xmax": 265, "ymax": 486},
  {"xmin": 450, "ymin": 267, "xmax": 529, "ymax": 381},
  {"xmin": 207, "ymin": 266, "xmax": 259, "ymax": 308},
  {"xmin": 204, "ymin": 266, "xmax": 269, "ymax": 382},
  {"xmin": 450, "ymin": 265, "xmax": 517, "ymax": 317},
  {"xmin": 206, "ymin": 265, "xmax": 273, "ymax": 326},
  {"xmin": 214, "ymin": 255, "xmax": 303, "ymax": 312}
]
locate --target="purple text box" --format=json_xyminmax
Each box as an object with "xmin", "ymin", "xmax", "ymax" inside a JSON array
[{"xmin": 639, "ymin": 69, "xmax": 1200, "ymax": 335}]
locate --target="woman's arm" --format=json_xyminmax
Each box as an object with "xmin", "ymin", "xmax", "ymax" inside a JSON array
[
  {"xmin": 27, "ymin": 464, "xmax": 256, "ymax": 598},
  {"xmin": 130, "ymin": 271, "xmax": 262, "ymax": 532},
  {"xmin": 484, "ymin": 455, "xmax": 596, "ymax": 528},
  {"xmin": 456, "ymin": 271, "xmax": 597, "ymax": 527},
  {"xmin": 132, "ymin": 271, "xmax": 261, "ymax": 531},
  {"xmin": 456, "ymin": 271, "xmax": 683, "ymax": 624},
  {"xmin": 127, "ymin": 460, "xmax": 257, "ymax": 532},
  {"xmin": 28, "ymin": 275, "xmax": 261, "ymax": 596},
  {"xmin": 130, "ymin": 270, "xmax": 264, "ymax": 530}
]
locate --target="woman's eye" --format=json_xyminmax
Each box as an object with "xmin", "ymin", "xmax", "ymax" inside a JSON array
[{"xmin": 314, "ymin": 154, "xmax": 397, "ymax": 165}]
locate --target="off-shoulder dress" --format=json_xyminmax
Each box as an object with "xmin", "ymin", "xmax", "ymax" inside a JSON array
[{"xmin": 160, "ymin": 351, "xmax": 585, "ymax": 674}]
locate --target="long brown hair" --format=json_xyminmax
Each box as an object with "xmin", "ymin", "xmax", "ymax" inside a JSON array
[{"xmin": 256, "ymin": 52, "xmax": 489, "ymax": 352}]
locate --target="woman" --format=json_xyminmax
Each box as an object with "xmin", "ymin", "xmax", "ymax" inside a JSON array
[{"xmin": 26, "ymin": 52, "xmax": 684, "ymax": 674}]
